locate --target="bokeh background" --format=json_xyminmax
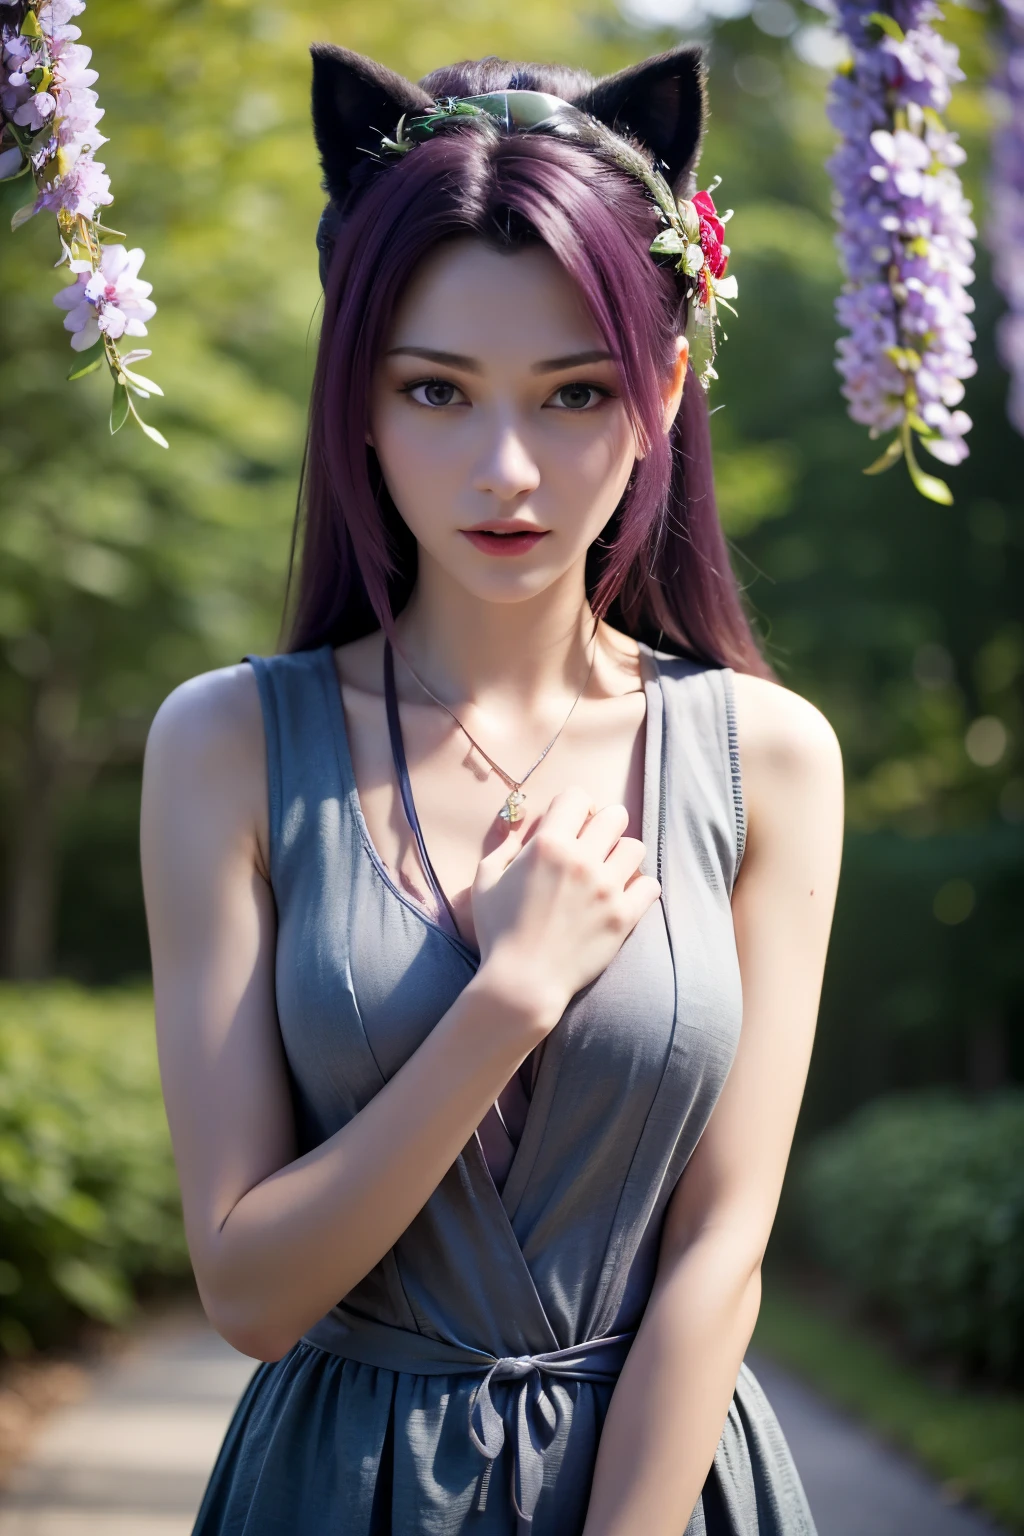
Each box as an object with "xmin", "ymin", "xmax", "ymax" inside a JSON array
[{"xmin": 0, "ymin": 0, "xmax": 1021, "ymax": 1526}]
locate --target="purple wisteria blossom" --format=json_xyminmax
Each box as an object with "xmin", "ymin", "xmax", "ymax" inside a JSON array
[
  {"xmin": 827, "ymin": 0, "xmax": 976, "ymax": 501},
  {"xmin": 987, "ymin": 0, "xmax": 1024, "ymax": 435},
  {"xmin": 0, "ymin": 0, "xmax": 165, "ymax": 445}
]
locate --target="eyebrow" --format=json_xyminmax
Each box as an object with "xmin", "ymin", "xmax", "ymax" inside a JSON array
[{"xmin": 385, "ymin": 346, "xmax": 615, "ymax": 375}]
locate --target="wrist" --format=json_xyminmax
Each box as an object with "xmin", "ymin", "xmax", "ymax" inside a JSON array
[{"xmin": 468, "ymin": 955, "xmax": 566, "ymax": 1041}]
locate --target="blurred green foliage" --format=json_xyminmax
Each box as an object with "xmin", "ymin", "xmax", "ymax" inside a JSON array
[
  {"xmin": 754, "ymin": 1278, "xmax": 1024, "ymax": 1530},
  {"xmin": 0, "ymin": 983, "xmax": 188, "ymax": 1355},
  {"xmin": 798, "ymin": 1092, "xmax": 1024, "ymax": 1383},
  {"xmin": 805, "ymin": 825, "xmax": 1024, "ymax": 1132},
  {"xmin": 0, "ymin": 1, "xmax": 1020, "ymax": 1116}
]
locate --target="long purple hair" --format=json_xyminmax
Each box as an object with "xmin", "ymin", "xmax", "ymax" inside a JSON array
[{"xmin": 285, "ymin": 62, "xmax": 771, "ymax": 678}]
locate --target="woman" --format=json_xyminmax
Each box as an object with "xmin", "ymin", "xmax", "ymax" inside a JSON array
[{"xmin": 140, "ymin": 39, "xmax": 844, "ymax": 1536}]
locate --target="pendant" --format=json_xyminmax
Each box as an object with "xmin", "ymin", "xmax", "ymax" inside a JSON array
[{"xmin": 499, "ymin": 788, "xmax": 526, "ymax": 824}]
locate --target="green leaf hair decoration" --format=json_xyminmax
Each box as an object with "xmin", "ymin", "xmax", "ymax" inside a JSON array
[{"xmin": 372, "ymin": 90, "xmax": 738, "ymax": 391}]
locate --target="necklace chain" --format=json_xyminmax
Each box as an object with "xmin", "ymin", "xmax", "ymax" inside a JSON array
[{"xmin": 388, "ymin": 629, "xmax": 599, "ymax": 824}]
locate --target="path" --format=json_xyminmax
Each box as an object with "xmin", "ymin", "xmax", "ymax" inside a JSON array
[
  {"xmin": 748, "ymin": 1352, "xmax": 1008, "ymax": 1536},
  {"xmin": 0, "ymin": 1309, "xmax": 253, "ymax": 1536},
  {"xmin": 0, "ymin": 1313, "xmax": 1007, "ymax": 1534}
]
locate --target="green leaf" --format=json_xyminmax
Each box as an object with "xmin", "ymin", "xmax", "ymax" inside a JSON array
[
  {"xmin": 10, "ymin": 200, "xmax": 38, "ymax": 233},
  {"xmin": 110, "ymin": 381, "xmax": 130, "ymax": 435},
  {"xmin": 20, "ymin": 8, "xmax": 42, "ymax": 35},
  {"xmin": 650, "ymin": 229, "xmax": 685, "ymax": 255},
  {"xmin": 863, "ymin": 436, "xmax": 904, "ymax": 475},
  {"xmin": 864, "ymin": 10, "xmax": 905, "ymax": 40},
  {"xmin": 120, "ymin": 367, "xmax": 164, "ymax": 397},
  {"xmin": 125, "ymin": 393, "xmax": 170, "ymax": 448},
  {"xmin": 904, "ymin": 427, "xmax": 953, "ymax": 504},
  {"xmin": 136, "ymin": 418, "xmax": 170, "ymax": 449},
  {"xmin": 67, "ymin": 340, "xmax": 105, "ymax": 381}
]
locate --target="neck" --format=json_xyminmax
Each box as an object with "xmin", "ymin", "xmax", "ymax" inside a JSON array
[{"xmin": 394, "ymin": 552, "xmax": 598, "ymax": 710}]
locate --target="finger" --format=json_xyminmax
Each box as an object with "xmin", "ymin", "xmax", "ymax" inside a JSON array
[
  {"xmin": 576, "ymin": 803, "xmax": 630, "ymax": 861},
  {"xmin": 535, "ymin": 785, "xmax": 596, "ymax": 841},
  {"xmin": 619, "ymin": 873, "xmax": 662, "ymax": 929},
  {"xmin": 603, "ymin": 835, "xmax": 647, "ymax": 887},
  {"xmin": 474, "ymin": 822, "xmax": 526, "ymax": 891}
]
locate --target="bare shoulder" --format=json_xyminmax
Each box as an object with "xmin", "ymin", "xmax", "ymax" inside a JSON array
[
  {"xmin": 730, "ymin": 675, "xmax": 843, "ymax": 863},
  {"xmin": 731, "ymin": 671, "xmax": 842, "ymax": 789},
  {"xmin": 142, "ymin": 662, "xmax": 268, "ymax": 871},
  {"xmin": 145, "ymin": 661, "xmax": 264, "ymax": 777},
  {"xmin": 729, "ymin": 674, "xmax": 844, "ymax": 915}
]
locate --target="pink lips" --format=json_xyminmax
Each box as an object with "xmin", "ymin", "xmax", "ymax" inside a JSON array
[{"xmin": 460, "ymin": 523, "xmax": 550, "ymax": 558}]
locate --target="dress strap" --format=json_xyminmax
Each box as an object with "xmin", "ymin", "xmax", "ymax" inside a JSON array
[{"xmin": 383, "ymin": 639, "xmax": 461, "ymax": 931}]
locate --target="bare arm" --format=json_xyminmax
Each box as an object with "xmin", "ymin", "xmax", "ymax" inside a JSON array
[
  {"xmin": 140, "ymin": 664, "xmax": 659, "ymax": 1361},
  {"xmin": 581, "ymin": 674, "xmax": 844, "ymax": 1536}
]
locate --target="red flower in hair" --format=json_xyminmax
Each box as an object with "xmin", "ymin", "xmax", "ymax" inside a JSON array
[{"xmin": 692, "ymin": 189, "xmax": 729, "ymax": 280}]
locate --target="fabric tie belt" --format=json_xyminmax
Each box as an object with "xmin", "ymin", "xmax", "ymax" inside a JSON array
[{"xmin": 303, "ymin": 1306, "xmax": 635, "ymax": 1524}]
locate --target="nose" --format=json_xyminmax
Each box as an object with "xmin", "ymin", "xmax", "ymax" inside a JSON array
[{"xmin": 471, "ymin": 415, "xmax": 541, "ymax": 503}]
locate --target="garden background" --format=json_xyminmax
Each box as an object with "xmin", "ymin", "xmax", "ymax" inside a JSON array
[{"xmin": 0, "ymin": 0, "xmax": 1022, "ymax": 1525}]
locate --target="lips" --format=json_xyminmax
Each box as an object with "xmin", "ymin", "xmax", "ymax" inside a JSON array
[{"xmin": 459, "ymin": 524, "xmax": 550, "ymax": 558}]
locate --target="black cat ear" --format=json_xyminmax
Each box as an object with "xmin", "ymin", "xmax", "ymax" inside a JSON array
[
  {"xmin": 310, "ymin": 44, "xmax": 435, "ymax": 205},
  {"xmin": 572, "ymin": 45, "xmax": 707, "ymax": 193}
]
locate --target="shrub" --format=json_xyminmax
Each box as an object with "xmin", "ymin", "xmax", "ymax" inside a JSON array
[
  {"xmin": 798, "ymin": 1091, "xmax": 1024, "ymax": 1383},
  {"xmin": 0, "ymin": 983, "xmax": 190, "ymax": 1355}
]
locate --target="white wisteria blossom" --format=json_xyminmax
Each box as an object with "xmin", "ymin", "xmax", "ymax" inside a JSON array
[
  {"xmin": 53, "ymin": 244, "xmax": 156, "ymax": 350},
  {"xmin": 0, "ymin": 0, "xmax": 166, "ymax": 446}
]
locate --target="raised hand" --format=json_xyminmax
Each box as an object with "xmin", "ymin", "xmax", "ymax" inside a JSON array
[{"xmin": 472, "ymin": 785, "xmax": 661, "ymax": 1027}]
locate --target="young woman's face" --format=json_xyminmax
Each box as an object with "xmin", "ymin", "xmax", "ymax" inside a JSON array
[{"xmin": 368, "ymin": 237, "xmax": 659, "ymax": 607}]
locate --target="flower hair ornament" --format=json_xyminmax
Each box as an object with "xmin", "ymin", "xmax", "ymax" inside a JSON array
[
  {"xmin": 310, "ymin": 45, "xmax": 737, "ymax": 390},
  {"xmin": 0, "ymin": 0, "xmax": 166, "ymax": 447}
]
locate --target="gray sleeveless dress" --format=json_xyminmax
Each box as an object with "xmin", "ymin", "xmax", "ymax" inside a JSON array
[{"xmin": 191, "ymin": 642, "xmax": 816, "ymax": 1536}]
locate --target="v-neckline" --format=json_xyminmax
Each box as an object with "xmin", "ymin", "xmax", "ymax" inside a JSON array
[
  {"xmin": 317, "ymin": 642, "xmax": 480, "ymax": 968},
  {"xmin": 315, "ymin": 638, "xmax": 666, "ymax": 1227},
  {"xmin": 497, "ymin": 649, "xmax": 666, "ymax": 1224}
]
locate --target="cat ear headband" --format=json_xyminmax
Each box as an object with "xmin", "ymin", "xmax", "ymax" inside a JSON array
[{"xmin": 309, "ymin": 44, "xmax": 738, "ymax": 388}]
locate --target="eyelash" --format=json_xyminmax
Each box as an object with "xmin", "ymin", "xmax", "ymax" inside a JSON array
[{"xmin": 398, "ymin": 377, "xmax": 614, "ymax": 411}]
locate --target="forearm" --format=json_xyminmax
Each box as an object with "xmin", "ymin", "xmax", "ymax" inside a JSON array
[
  {"xmin": 582, "ymin": 1231, "xmax": 763, "ymax": 1536},
  {"xmin": 197, "ymin": 965, "xmax": 551, "ymax": 1358}
]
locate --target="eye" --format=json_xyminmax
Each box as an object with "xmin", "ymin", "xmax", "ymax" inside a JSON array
[
  {"xmin": 401, "ymin": 378, "xmax": 465, "ymax": 408},
  {"xmin": 547, "ymin": 381, "xmax": 612, "ymax": 411}
]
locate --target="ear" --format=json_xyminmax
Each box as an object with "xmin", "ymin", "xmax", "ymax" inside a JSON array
[
  {"xmin": 662, "ymin": 336, "xmax": 689, "ymax": 433},
  {"xmin": 572, "ymin": 45, "xmax": 707, "ymax": 194},
  {"xmin": 634, "ymin": 336, "xmax": 690, "ymax": 460},
  {"xmin": 311, "ymin": 44, "xmax": 435, "ymax": 204}
]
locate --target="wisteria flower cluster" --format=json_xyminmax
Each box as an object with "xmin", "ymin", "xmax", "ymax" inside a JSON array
[
  {"xmin": 987, "ymin": 0, "xmax": 1024, "ymax": 437},
  {"xmin": 827, "ymin": 0, "xmax": 976, "ymax": 503},
  {"xmin": 0, "ymin": 0, "xmax": 166, "ymax": 446}
]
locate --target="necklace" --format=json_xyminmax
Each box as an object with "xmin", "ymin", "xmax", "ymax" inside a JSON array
[{"xmin": 386, "ymin": 630, "xmax": 599, "ymax": 825}]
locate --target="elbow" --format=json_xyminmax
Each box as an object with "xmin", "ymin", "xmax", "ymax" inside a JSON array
[
  {"xmin": 207, "ymin": 1301, "xmax": 300, "ymax": 1363},
  {"xmin": 228, "ymin": 1329, "xmax": 298, "ymax": 1365},
  {"xmin": 196, "ymin": 1277, "xmax": 302, "ymax": 1364}
]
